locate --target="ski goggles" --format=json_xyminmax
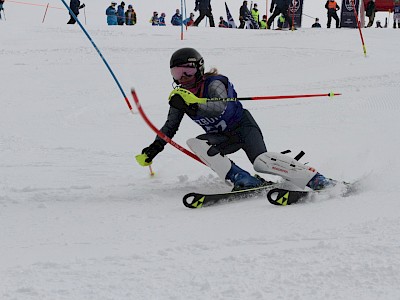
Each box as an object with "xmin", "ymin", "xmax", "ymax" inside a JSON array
[{"xmin": 170, "ymin": 63, "xmax": 197, "ymax": 82}]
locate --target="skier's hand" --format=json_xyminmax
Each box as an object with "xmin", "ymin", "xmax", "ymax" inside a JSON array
[
  {"xmin": 194, "ymin": 5, "xmax": 198, "ymax": 12},
  {"xmin": 169, "ymin": 94, "xmax": 199, "ymax": 117},
  {"xmin": 168, "ymin": 88, "xmax": 206, "ymax": 105},
  {"xmin": 270, "ymin": 7, "xmax": 273, "ymax": 13},
  {"xmin": 80, "ymin": 3, "xmax": 85, "ymax": 8},
  {"xmin": 136, "ymin": 140, "xmax": 165, "ymax": 166}
]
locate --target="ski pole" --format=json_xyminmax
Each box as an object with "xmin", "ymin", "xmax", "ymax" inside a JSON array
[
  {"xmin": 42, "ymin": 3, "xmax": 49, "ymax": 23},
  {"xmin": 203, "ymin": 92, "xmax": 341, "ymax": 102},
  {"xmin": 2, "ymin": 8, "xmax": 5, "ymax": 21},
  {"xmin": 302, "ymin": 13, "xmax": 315, "ymax": 19}
]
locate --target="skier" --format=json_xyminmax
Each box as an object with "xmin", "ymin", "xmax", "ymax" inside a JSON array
[
  {"xmin": 106, "ymin": 2, "xmax": 118, "ymax": 25},
  {"xmin": 325, "ymin": 0, "xmax": 340, "ymax": 28},
  {"xmin": 67, "ymin": 0, "xmax": 85, "ymax": 24},
  {"xmin": 267, "ymin": 0, "xmax": 293, "ymax": 29},
  {"xmin": 136, "ymin": 48, "xmax": 335, "ymax": 192}
]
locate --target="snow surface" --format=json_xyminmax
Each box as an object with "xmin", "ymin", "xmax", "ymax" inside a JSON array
[{"xmin": 1, "ymin": 1, "xmax": 400, "ymax": 299}]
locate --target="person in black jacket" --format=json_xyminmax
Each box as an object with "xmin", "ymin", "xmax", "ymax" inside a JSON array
[
  {"xmin": 0, "ymin": 0, "xmax": 4, "ymax": 20},
  {"xmin": 365, "ymin": 0, "xmax": 376, "ymax": 27},
  {"xmin": 239, "ymin": 1, "xmax": 251, "ymax": 28},
  {"xmin": 67, "ymin": 0, "xmax": 85, "ymax": 24},
  {"xmin": 193, "ymin": 0, "xmax": 215, "ymax": 27},
  {"xmin": 267, "ymin": 0, "xmax": 293, "ymax": 29}
]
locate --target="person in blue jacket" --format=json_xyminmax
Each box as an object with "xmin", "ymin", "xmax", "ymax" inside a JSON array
[
  {"xmin": 117, "ymin": 1, "xmax": 125, "ymax": 25},
  {"xmin": 171, "ymin": 9, "xmax": 182, "ymax": 25},
  {"xmin": 106, "ymin": 2, "xmax": 118, "ymax": 25},
  {"xmin": 136, "ymin": 48, "xmax": 336, "ymax": 192},
  {"xmin": 159, "ymin": 13, "xmax": 166, "ymax": 26},
  {"xmin": 67, "ymin": 0, "xmax": 85, "ymax": 24}
]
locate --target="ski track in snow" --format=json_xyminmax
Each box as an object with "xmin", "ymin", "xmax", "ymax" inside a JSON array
[{"xmin": 1, "ymin": 11, "xmax": 400, "ymax": 300}]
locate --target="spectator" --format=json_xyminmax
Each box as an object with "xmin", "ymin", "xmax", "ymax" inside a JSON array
[
  {"xmin": 251, "ymin": 3, "xmax": 260, "ymax": 26},
  {"xmin": 125, "ymin": 4, "xmax": 136, "ymax": 25},
  {"xmin": 365, "ymin": 0, "xmax": 375, "ymax": 27},
  {"xmin": 150, "ymin": 11, "xmax": 159, "ymax": 26},
  {"xmin": 193, "ymin": 0, "xmax": 215, "ymax": 27},
  {"xmin": 171, "ymin": 9, "xmax": 182, "ymax": 25},
  {"xmin": 312, "ymin": 17, "xmax": 321, "ymax": 28},
  {"xmin": 0, "ymin": 0, "xmax": 4, "ymax": 20},
  {"xmin": 239, "ymin": 0, "xmax": 251, "ymax": 28},
  {"xmin": 159, "ymin": 13, "xmax": 166, "ymax": 26},
  {"xmin": 267, "ymin": 0, "xmax": 293, "ymax": 29},
  {"xmin": 325, "ymin": 0, "xmax": 340, "ymax": 28},
  {"xmin": 117, "ymin": 1, "xmax": 125, "ymax": 25},
  {"xmin": 260, "ymin": 15, "xmax": 268, "ymax": 28},
  {"xmin": 183, "ymin": 12, "xmax": 195, "ymax": 26},
  {"xmin": 394, "ymin": 0, "xmax": 400, "ymax": 28},
  {"xmin": 218, "ymin": 16, "xmax": 229, "ymax": 27},
  {"xmin": 376, "ymin": 20, "xmax": 382, "ymax": 28},
  {"xmin": 106, "ymin": 2, "xmax": 118, "ymax": 25},
  {"xmin": 67, "ymin": 0, "xmax": 85, "ymax": 24},
  {"xmin": 277, "ymin": 14, "xmax": 286, "ymax": 29}
]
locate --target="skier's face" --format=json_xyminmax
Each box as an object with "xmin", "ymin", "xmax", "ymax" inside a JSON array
[{"xmin": 170, "ymin": 63, "xmax": 197, "ymax": 85}]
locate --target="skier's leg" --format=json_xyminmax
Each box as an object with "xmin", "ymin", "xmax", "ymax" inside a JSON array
[
  {"xmin": 187, "ymin": 137, "xmax": 264, "ymax": 190},
  {"xmin": 253, "ymin": 152, "xmax": 336, "ymax": 190}
]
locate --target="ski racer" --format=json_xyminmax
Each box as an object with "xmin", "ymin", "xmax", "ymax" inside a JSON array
[{"xmin": 136, "ymin": 48, "xmax": 335, "ymax": 191}]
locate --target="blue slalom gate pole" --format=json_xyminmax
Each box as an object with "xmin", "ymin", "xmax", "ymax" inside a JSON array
[
  {"xmin": 59, "ymin": 0, "xmax": 134, "ymax": 112},
  {"xmin": 180, "ymin": 0, "xmax": 184, "ymax": 39}
]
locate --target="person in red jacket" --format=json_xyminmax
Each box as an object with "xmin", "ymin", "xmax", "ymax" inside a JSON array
[{"xmin": 325, "ymin": 0, "xmax": 340, "ymax": 28}]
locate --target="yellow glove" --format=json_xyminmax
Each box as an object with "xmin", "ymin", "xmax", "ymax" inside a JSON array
[
  {"xmin": 168, "ymin": 88, "xmax": 207, "ymax": 105},
  {"xmin": 135, "ymin": 153, "xmax": 152, "ymax": 166}
]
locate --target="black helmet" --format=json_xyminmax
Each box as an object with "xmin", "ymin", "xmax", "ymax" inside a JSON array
[{"xmin": 170, "ymin": 48, "xmax": 204, "ymax": 84}]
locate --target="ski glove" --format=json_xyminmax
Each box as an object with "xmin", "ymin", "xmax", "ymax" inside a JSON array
[
  {"xmin": 270, "ymin": 7, "xmax": 274, "ymax": 13},
  {"xmin": 80, "ymin": 3, "xmax": 85, "ymax": 8},
  {"xmin": 169, "ymin": 94, "xmax": 199, "ymax": 117},
  {"xmin": 136, "ymin": 140, "xmax": 165, "ymax": 166}
]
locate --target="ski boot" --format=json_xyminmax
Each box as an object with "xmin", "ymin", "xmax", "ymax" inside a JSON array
[
  {"xmin": 226, "ymin": 164, "xmax": 271, "ymax": 191},
  {"xmin": 306, "ymin": 172, "xmax": 337, "ymax": 191}
]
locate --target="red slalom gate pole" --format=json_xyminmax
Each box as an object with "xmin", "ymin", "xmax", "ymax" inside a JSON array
[
  {"xmin": 131, "ymin": 89, "xmax": 205, "ymax": 166},
  {"xmin": 351, "ymin": 0, "xmax": 367, "ymax": 57}
]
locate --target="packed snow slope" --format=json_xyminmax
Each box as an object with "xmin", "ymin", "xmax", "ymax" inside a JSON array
[{"xmin": 1, "ymin": 3, "xmax": 400, "ymax": 300}]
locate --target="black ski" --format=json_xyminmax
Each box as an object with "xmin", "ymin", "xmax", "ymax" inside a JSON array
[
  {"xmin": 267, "ymin": 188, "xmax": 311, "ymax": 206},
  {"xmin": 267, "ymin": 182, "xmax": 357, "ymax": 206},
  {"xmin": 183, "ymin": 183, "xmax": 279, "ymax": 208}
]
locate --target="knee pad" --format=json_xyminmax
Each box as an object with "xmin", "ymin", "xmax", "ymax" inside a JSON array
[{"xmin": 187, "ymin": 138, "xmax": 231, "ymax": 181}]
